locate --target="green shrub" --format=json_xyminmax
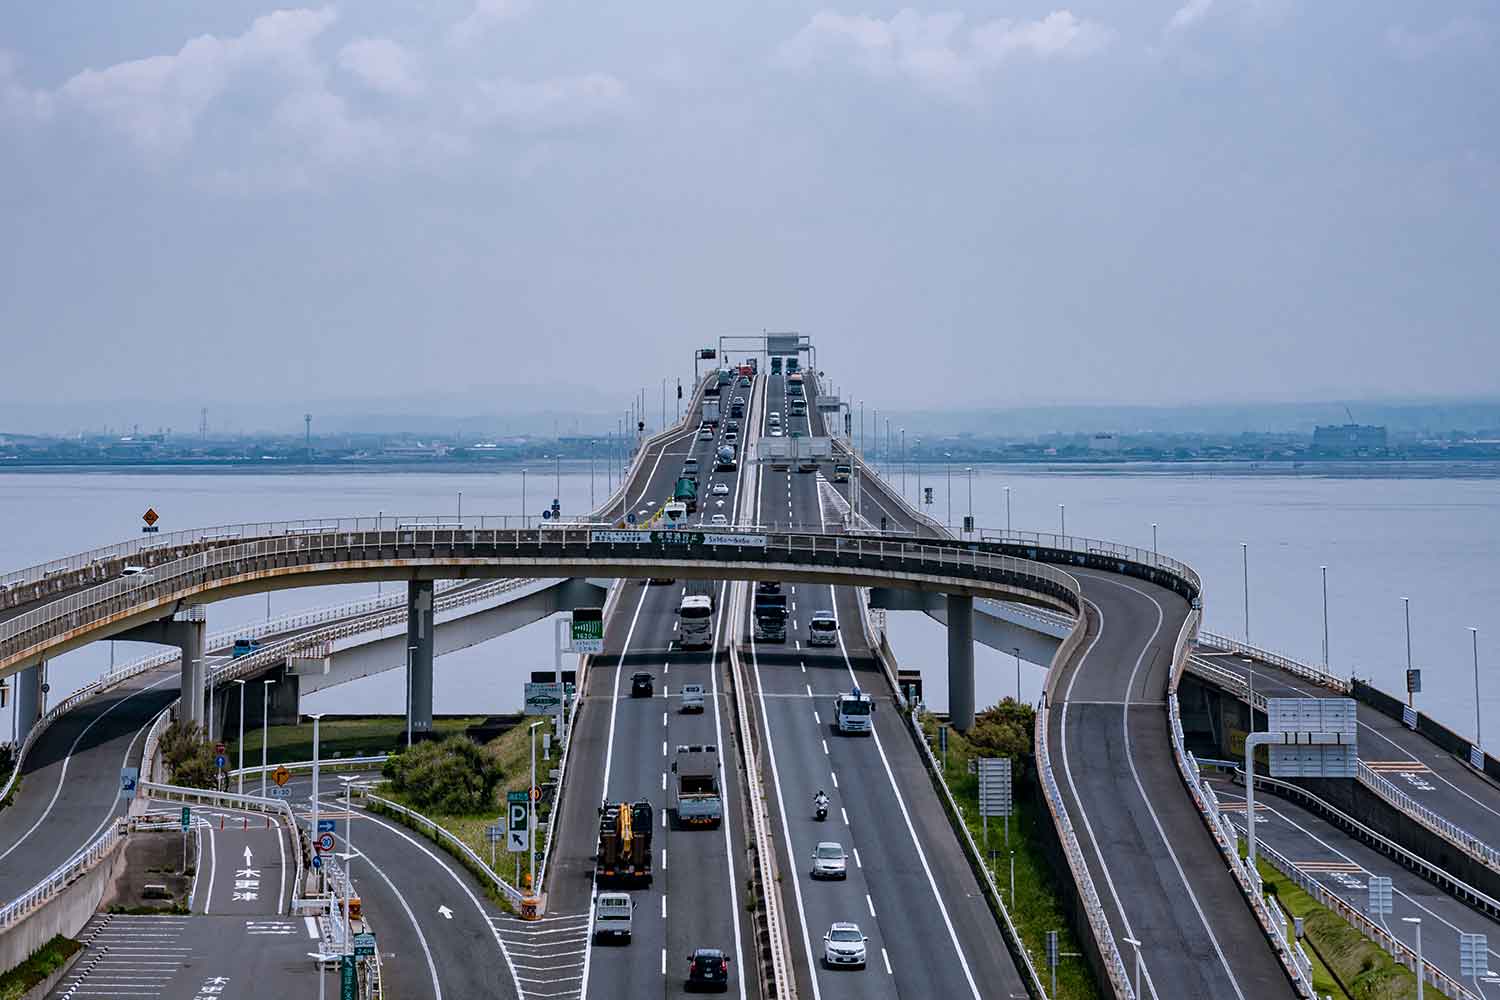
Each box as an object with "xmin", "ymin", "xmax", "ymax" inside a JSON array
[{"xmin": 382, "ymin": 737, "xmax": 500, "ymax": 814}]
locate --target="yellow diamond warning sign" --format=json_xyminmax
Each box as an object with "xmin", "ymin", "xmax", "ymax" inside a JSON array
[{"xmin": 142, "ymin": 508, "xmax": 160, "ymax": 527}]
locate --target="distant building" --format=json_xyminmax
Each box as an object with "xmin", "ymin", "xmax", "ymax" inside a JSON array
[
  {"xmin": 1088, "ymin": 433, "xmax": 1120, "ymax": 453},
  {"xmin": 1312, "ymin": 424, "xmax": 1387, "ymax": 453}
]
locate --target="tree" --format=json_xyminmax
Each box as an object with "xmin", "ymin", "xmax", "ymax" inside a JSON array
[
  {"xmin": 161, "ymin": 721, "xmax": 219, "ymax": 789},
  {"xmin": 966, "ymin": 698, "xmax": 1036, "ymax": 763},
  {"xmin": 382, "ymin": 737, "xmax": 501, "ymax": 814}
]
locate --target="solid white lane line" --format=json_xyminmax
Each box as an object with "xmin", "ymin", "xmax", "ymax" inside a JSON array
[
  {"xmin": 882, "ymin": 948, "xmax": 893, "ymax": 975},
  {"xmin": 830, "ymin": 771, "xmax": 838, "ymax": 789},
  {"xmin": 707, "ymin": 580, "xmax": 749, "ymax": 1000},
  {"xmin": 821, "ymin": 740, "xmax": 829, "ymax": 755},
  {"xmin": 866, "ymin": 894, "xmax": 876, "ymax": 917},
  {"xmin": 841, "ymin": 807, "xmax": 849, "ymax": 826}
]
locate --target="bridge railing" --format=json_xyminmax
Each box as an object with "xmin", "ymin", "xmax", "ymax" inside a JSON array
[
  {"xmin": 1196, "ymin": 629, "xmax": 1348, "ymax": 692},
  {"xmin": 364, "ymin": 793, "xmax": 525, "ymax": 906},
  {"xmin": 0, "ymin": 818, "xmax": 125, "ymax": 933},
  {"xmin": 1, "ymin": 525, "xmax": 1085, "ymax": 671}
]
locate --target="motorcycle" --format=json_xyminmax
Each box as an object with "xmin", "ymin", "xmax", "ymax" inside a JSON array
[{"xmin": 814, "ymin": 797, "xmax": 829, "ymax": 822}]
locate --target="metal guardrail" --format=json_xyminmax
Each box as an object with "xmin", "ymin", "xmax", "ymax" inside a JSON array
[
  {"xmin": 229, "ymin": 756, "xmax": 390, "ymax": 778},
  {"xmin": 364, "ymin": 793, "xmax": 524, "ymax": 905},
  {"xmin": 905, "ymin": 708, "xmax": 1050, "ymax": 996},
  {"xmin": 1196, "ymin": 630, "xmax": 1348, "ymax": 692},
  {"xmin": 0, "ymin": 818, "xmax": 125, "ymax": 932},
  {"xmin": 1254, "ymin": 839, "xmax": 1479, "ymax": 1000},
  {"xmin": 0, "ymin": 525, "xmax": 1085, "ymax": 674},
  {"xmin": 726, "ymin": 588, "xmax": 795, "ymax": 1000},
  {"xmin": 1183, "ymin": 651, "xmax": 1500, "ymax": 874}
]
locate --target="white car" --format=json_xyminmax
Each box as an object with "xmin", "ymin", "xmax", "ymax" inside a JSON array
[
  {"xmin": 823, "ymin": 922, "xmax": 867, "ymax": 968},
  {"xmin": 770, "ymin": 428, "xmax": 784, "ymax": 437},
  {"xmin": 710, "ymin": 514, "xmax": 729, "ymax": 526},
  {"xmin": 711, "ymin": 482, "xmax": 730, "ymax": 496},
  {"xmin": 810, "ymin": 842, "xmax": 847, "ymax": 880}
]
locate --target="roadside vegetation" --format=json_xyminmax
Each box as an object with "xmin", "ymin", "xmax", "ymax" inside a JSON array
[
  {"xmin": 160, "ymin": 722, "xmax": 219, "ymax": 788},
  {"xmin": 921, "ymin": 701, "xmax": 1102, "ymax": 1000},
  {"xmin": 372, "ymin": 719, "xmax": 554, "ymax": 889},
  {"xmin": 1250, "ymin": 850, "xmax": 1452, "ymax": 1000},
  {"xmin": 0, "ymin": 935, "xmax": 80, "ymax": 1000},
  {"xmin": 229, "ymin": 715, "xmax": 484, "ymax": 766}
]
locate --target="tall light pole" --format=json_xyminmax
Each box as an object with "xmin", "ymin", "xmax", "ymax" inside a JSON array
[
  {"xmin": 309, "ymin": 712, "xmax": 324, "ymax": 897},
  {"xmin": 528, "ymin": 720, "xmax": 543, "ymax": 890},
  {"xmin": 1058, "ymin": 504, "xmax": 1066, "ymax": 538},
  {"xmin": 1401, "ymin": 916, "xmax": 1423, "ymax": 1000},
  {"xmin": 1151, "ymin": 522, "xmax": 1158, "ymax": 561},
  {"xmin": 1471, "ymin": 627, "xmax": 1482, "ymax": 752},
  {"xmin": 590, "ymin": 441, "xmax": 596, "ymax": 512},
  {"xmin": 966, "ymin": 467, "xmax": 973, "ymax": 536},
  {"xmin": 1241, "ymin": 542, "xmax": 1250, "ymax": 641},
  {"xmin": 1321, "ymin": 566, "xmax": 1329, "ymax": 670},
  {"xmin": 945, "ymin": 454, "xmax": 952, "ymax": 528},
  {"xmin": 405, "ymin": 645, "xmax": 417, "ymax": 748},
  {"xmin": 1123, "ymin": 936, "xmax": 1143, "ymax": 999},
  {"xmin": 1402, "ymin": 597, "xmax": 1414, "ymax": 707},
  {"xmin": 232, "ymin": 679, "xmax": 246, "ymax": 796},
  {"xmin": 900, "ymin": 428, "xmax": 907, "ymax": 498},
  {"xmin": 457, "ymin": 490, "xmax": 462, "ymax": 524},
  {"xmin": 1005, "ymin": 486, "xmax": 1011, "ymax": 533},
  {"xmin": 522, "ymin": 468, "xmax": 528, "ymax": 529},
  {"xmin": 338, "ymin": 773, "xmax": 357, "ymax": 955},
  {"xmin": 260, "ymin": 680, "xmax": 276, "ymax": 799},
  {"xmin": 1014, "ymin": 647, "xmax": 1022, "ymax": 703}
]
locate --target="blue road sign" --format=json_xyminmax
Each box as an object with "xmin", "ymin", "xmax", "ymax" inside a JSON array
[
  {"xmin": 627, "ymin": 512, "xmax": 636, "ymax": 524},
  {"xmin": 214, "ymin": 754, "xmax": 226, "ymax": 770},
  {"xmin": 119, "ymin": 767, "xmax": 139, "ymax": 800},
  {"xmin": 542, "ymin": 509, "xmax": 552, "ymax": 520},
  {"xmin": 317, "ymin": 819, "xmax": 336, "ymax": 834},
  {"xmin": 311, "ymin": 855, "xmax": 323, "ymax": 870}
]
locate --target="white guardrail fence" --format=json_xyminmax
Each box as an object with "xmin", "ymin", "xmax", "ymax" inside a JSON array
[
  {"xmin": 0, "ymin": 819, "xmax": 125, "ymax": 933},
  {"xmin": 1185, "ymin": 640, "xmax": 1500, "ymax": 873}
]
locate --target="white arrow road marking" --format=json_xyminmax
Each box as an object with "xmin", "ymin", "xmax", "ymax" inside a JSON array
[
  {"xmin": 243, "ymin": 846, "xmax": 254, "ymax": 866},
  {"xmin": 438, "ymin": 905, "xmax": 453, "ymax": 919}
]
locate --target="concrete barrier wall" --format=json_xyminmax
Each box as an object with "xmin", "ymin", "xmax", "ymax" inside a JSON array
[
  {"xmin": 1351, "ymin": 679, "xmax": 1500, "ymax": 783},
  {"xmin": 0, "ymin": 840, "xmax": 124, "ymax": 976}
]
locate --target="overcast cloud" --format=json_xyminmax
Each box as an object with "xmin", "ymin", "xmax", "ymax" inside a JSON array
[{"xmin": 1, "ymin": 1, "xmax": 1496, "ymax": 426}]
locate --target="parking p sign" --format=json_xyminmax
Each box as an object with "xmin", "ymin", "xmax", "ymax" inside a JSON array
[{"xmin": 506, "ymin": 790, "xmax": 529, "ymax": 853}]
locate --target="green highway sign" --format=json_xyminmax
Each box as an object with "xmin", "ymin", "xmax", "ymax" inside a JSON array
[
  {"xmin": 353, "ymin": 932, "xmax": 377, "ymax": 957},
  {"xmin": 341, "ymin": 954, "xmax": 356, "ymax": 1000},
  {"xmin": 571, "ymin": 608, "xmax": 604, "ymax": 654},
  {"xmin": 180, "ymin": 806, "xmax": 191, "ymax": 831}
]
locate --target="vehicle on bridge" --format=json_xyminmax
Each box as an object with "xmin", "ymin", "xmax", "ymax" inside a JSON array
[
  {"xmin": 231, "ymin": 638, "xmax": 261, "ymax": 658},
  {"xmin": 663, "ymin": 501, "xmax": 687, "ymax": 524},
  {"xmin": 808, "ymin": 610, "xmax": 838, "ymax": 646},
  {"xmin": 714, "ymin": 445, "xmax": 736, "ymax": 472},
  {"xmin": 833, "ymin": 463, "xmax": 851, "ymax": 482},
  {"xmin": 593, "ymin": 892, "xmax": 635, "ymax": 942},
  {"xmin": 753, "ymin": 590, "xmax": 787, "ymax": 643},
  {"xmin": 687, "ymin": 948, "xmax": 731, "ymax": 992},
  {"xmin": 811, "ymin": 841, "xmax": 848, "ymax": 880},
  {"xmin": 679, "ymin": 683, "xmax": 705, "ymax": 713},
  {"xmin": 823, "ymin": 923, "xmax": 867, "ymax": 968},
  {"xmin": 678, "ymin": 594, "xmax": 714, "ymax": 649},
  {"xmin": 791, "ymin": 398, "xmax": 807, "ymax": 417},
  {"xmin": 671, "ymin": 744, "xmax": 723, "ymax": 827},
  {"xmin": 675, "ymin": 477, "xmax": 699, "ymax": 513},
  {"xmin": 702, "ymin": 399, "xmax": 720, "ymax": 426},
  {"xmin": 597, "ymin": 800, "xmax": 653, "ymax": 884},
  {"xmin": 833, "ymin": 688, "xmax": 875, "ymax": 735},
  {"xmin": 716, "ymin": 368, "xmax": 733, "ymax": 388},
  {"xmin": 630, "ymin": 671, "xmax": 654, "ymax": 698},
  {"xmin": 771, "ymin": 356, "xmax": 782, "ymax": 375}
]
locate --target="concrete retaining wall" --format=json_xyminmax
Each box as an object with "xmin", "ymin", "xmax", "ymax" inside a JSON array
[
  {"xmin": 0, "ymin": 841, "xmax": 124, "ymax": 977},
  {"xmin": 19, "ymin": 947, "xmax": 82, "ymax": 1000}
]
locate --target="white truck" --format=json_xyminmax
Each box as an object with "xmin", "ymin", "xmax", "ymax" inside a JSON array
[
  {"xmin": 702, "ymin": 400, "xmax": 721, "ymax": 426},
  {"xmin": 833, "ymin": 688, "xmax": 876, "ymax": 735}
]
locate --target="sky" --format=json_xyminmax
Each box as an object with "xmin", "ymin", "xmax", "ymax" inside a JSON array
[{"xmin": 2, "ymin": 1, "xmax": 1496, "ymax": 428}]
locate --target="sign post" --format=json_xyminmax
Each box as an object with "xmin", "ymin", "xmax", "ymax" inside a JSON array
[
  {"xmin": 978, "ymin": 758, "xmax": 1014, "ymax": 846},
  {"xmin": 506, "ymin": 791, "xmax": 529, "ymax": 854},
  {"xmin": 142, "ymin": 508, "xmax": 160, "ymax": 534},
  {"xmin": 180, "ymin": 806, "xmax": 191, "ymax": 872},
  {"xmin": 1246, "ymin": 697, "xmax": 1358, "ymax": 866}
]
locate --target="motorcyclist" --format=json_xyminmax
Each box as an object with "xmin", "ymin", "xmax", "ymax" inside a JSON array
[{"xmin": 814, "ymin": 790, "xmax": 829, "ymax": 811}]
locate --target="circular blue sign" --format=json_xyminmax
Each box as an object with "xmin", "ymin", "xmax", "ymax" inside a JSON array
[
  {"xmin": 215, "ymin": 755, "xmax": 226, "ymax": 770},
  {"xmin": 542, "ymin": 509, "xmax": 552, "ymax": 520},
  {"xmin": 311, "ymin": 855, "xmax": 323, "ymax": 869},
  {"xmin": 627, "ymin": 513, "xmax": 636, "ymax": 524}
]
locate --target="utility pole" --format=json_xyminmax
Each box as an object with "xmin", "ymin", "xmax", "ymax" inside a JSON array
[
  {"xmin": 304, "ymin": 413, "xmax": 312, "ymax": 462},
  {"xmin": 1242, "ymin": 542, "xmax": 1250, "ymax": 641},
  {"xmin": 1403, "ymin": 597, "xmax": 1414, "ymax": 707}
]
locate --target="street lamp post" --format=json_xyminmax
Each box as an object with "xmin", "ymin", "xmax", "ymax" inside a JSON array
[
  {"xmin": 1321, "ymin": 566, "xmax": 1329, "ymax": 670},
  {"xmin": 1004, "ymin": 486, "xmax": 1011, "ymax": 533},
  {"xmin": 522, "ymin": 469, "xmax": 528, "ymax": 529},
  {"xmin": 528, "ymin": 720, "xmax": 543, "ymax": 890},
  {"xmin": 1401, "ymin": 917, "xmax": 1423, "ymax": 1000},
  {"xmin": 1014, "ymin": 647, "xmax": 1022, "ymax": 704},
  {"xmin": 1123, "ymin": 936, "xmax": 1143, "ymax": 999},
  {"xmin": 1403, "ymin": 597, "xmax": 1414, "ymax": 708},
  {"xmin": 1472, "ymin": 627, "xmax": 1483, "ymax": 752},
  {"xmin": 309, "ymin": 712, "xmax": 324, "ymax": 897},
  {"xmin": 590, "ymin": 441, "xmax": 596, "ymax": 512},
  {"xmin": 945, "ymin": 456, "xmax": 952, "ymax": 528},
  {"xmin": 1241, "ymin": 542, "xmax": 1250, "ymax": 641},
  {"xmin": 901, "ymin": 428, "xmax": 907, "ymax": 499},
  {"xmin": 966, "ymin": 467, "xmax": 973, "ymax": 537},
  {"xmin": 231, "ymin": 679, "xmax": 246, "ymax": 796},
  {"xmin": 405, "ymin": 645, "xmax": 417, "ymax": 748},
  {"xmin": 457, "ymin": 490, "xmax": 462, "ymax": 524},
  {"xmin": 1151, "ymin": 522, "xmax": 1158, "ymax": 562},
  {"xmin": 260, "ymin": 680, "xmax": 275, "ymax": 799},
  {"xmin": 1059, "ymin": 504, "xmax": 1065, "ymax": 538}
]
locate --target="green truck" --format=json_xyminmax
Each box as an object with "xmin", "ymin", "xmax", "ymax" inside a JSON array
[{"xmin": 674, "ymin": 477, "xmax": 698, "ymax": 513}]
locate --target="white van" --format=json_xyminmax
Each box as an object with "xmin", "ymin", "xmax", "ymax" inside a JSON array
[
  {"xmin": 680, "ymin": 683, "xmax": 706, "ymax": 714},
  {"xmin": 594, "ymin": 892, "xmax": 634, "ymax": 941}
]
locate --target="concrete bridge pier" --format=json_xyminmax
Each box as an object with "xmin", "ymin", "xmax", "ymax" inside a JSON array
[
  {"xmin": 947, "ymin": 594, "xmax": 975, "ymax": 731},
  {"xmin": 116, "ymin": 612, "xmax": 205, "ymax": 731},
  {"xmin": 14, "ymin": 661, "xmax": 43, "ymax": 744},
  {"xmin": 408, "ymin": 580, "xmax": 435, "ymax": 737}
]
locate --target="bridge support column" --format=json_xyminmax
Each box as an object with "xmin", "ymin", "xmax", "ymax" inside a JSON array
[
  {"xmin": 407, "ymin": 580, "xmax": 435, "ymax": 737},
  {"xmin": 947, "ymin": 594, "xmax": 975, "ymax": 732},
  {"xmin": 116, "ymin": 612, "xmax": 206, "ymax": 731},
  {"xmin": 14, "ymin": 662, "xmax": 43, "ymax": 745}
]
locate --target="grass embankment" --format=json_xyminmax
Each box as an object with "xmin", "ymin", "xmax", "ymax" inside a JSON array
[
  {"xmin": 920, "ymin": 713, "xmax": 1102, "ymax": 1000},
  {"xmin": 0, "ymin": 935, "xmax": 80, "ymax": 1000},
  {"xmin": 229, "ymin": 716, "xmax": 486, "ymax": 765},
  {"xmin": 1247, "ymin": 845, "xmax": 1452, "ymax": 1000},
  {"xmin": 374, "ymin": 717, "xmax": 552, "ymax": 881}
]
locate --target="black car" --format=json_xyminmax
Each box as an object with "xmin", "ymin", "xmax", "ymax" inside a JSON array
[
  {"xmin": 687, "ymin": 948, "xmax": 730, "ymax": 992},
  {"xmin": 630, "ymin": 672, "xmax": 654, "ymax": 698},
  {"xmin": 756, "ymin": 581, "xmax": 782, "ymax": 596}
]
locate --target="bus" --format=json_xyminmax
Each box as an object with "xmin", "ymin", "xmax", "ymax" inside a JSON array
[{"xmin": 678, "ymin": 595, "xmax": 714, "ymax": 649}]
